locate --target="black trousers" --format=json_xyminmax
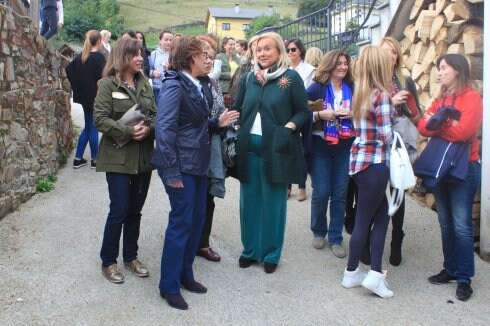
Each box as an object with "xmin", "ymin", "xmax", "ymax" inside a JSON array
[{"xmin": 198, "ymin": 193, "xmax": 215, "ymax": 248}]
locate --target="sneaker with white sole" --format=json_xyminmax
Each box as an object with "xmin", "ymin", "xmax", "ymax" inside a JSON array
[
  {"xmin": 342, "ymin": 267, "xmax": 367, "ymax": 288},
  {"xmin": 312, "ymin": 237, "xmax": 326, "ymax": 249},
  {"xmin": 362, "ymin": 270, "xmax": 394, "ymax": 298},
  {"xmin": 331, "ymin": 244, "xmax": 346, "ymax": 258},
  {"xmin": 73, "ymin": 158, "xmax": 87, "ymax": 169}
]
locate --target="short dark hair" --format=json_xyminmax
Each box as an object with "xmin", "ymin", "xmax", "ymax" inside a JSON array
[
  {"xmin": 169, "ymin": 36, "xmax": 204, "ymax": 72},
  {"xmin": 159, "ymin": 30, "xmax": 173, "ymax": 40},
  {"xmin": 285, "ymin": 38, "xmax": 307, "ymax": 60},
  {"xmin": 237, "ymin": 39, "xmax": 248, "ymax": 51},
  {"xmin": 121, "ymin": 29, "xmax": 136, "ymax": 39}
]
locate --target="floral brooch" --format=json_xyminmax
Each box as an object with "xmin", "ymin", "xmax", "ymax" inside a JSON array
[{"xmin": 277, "ymin": 75, "xmax": 291, "ymax": 89}]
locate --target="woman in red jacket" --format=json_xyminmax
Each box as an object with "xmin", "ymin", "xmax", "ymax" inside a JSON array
[{"xmin": 417, "ymin": 54, "xmax": 483, "ymax": 302}]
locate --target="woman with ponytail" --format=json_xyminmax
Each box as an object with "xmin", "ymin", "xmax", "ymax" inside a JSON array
[{"xmin": 66, "ymin": 30, "xmax": 106, "ymax": 168}]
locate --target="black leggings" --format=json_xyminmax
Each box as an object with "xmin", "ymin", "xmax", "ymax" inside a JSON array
[{"xmin": 347, "ymin": 164, "xmax": 390, "ymax": 272}]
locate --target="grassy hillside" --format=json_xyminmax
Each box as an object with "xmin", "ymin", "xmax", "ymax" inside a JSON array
[{"xmin": 118, "ymin": 0, "xmax": 299, "ymax": 32}]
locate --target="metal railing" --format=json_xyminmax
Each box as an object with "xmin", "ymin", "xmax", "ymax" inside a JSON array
[{"xmin": 257, "ymin": 0, "xmax": 380, "ymax": 54}]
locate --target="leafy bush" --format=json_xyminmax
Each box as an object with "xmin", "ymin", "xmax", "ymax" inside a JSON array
[
  {"xmin": 245, "ymin": 14, "xmax": 293, "ymax": 39},
  {"xmin": 36, "ymin": 174, "xmax": 57, "ymax": 193},
  {"xmin": 62, "ymin": 0, "xmax": 124, "ymax": 42}
]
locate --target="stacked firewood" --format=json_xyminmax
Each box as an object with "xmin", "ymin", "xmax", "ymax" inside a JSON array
[{"xmin": 400, "ymin": 0, "xmax": 483, "ymax": 236}]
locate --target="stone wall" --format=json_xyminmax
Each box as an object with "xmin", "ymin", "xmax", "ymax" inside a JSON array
[{"xmin": 0, "ymin": 4, "xmax": 73, "ymax": 219}]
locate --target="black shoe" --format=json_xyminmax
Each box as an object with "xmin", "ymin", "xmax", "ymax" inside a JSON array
[
  {"xmin": 181, "ymin": 280, "xmax": 207, "ymax": 294},
  {"xmin": 389, "ymin": 231, "xmax": 405, "ymax": 266},
  {"xmin": 73, "ymin": 158, "xmax": 87, "ymax": 169},
  {"xmin": 264, "ymin": 262, "xmax": 277, "ymax": 274},
  {"xmin": 160, "ymin": 292, "xmax": 188, "ymax": 310},
  {"xmin": 456, "ymin": 282, "xmax": 473, "ymax": 301},
  {"xmin": 239, "ymin": 255, "xmax": 256, "ymax": 268},
  {"xmin": 428, "ymin": 269, "xmax": 457, "ymax": 285},
  {"xmin": 90, "ymin": 160, "xmax": 96, "ymax": 169}
]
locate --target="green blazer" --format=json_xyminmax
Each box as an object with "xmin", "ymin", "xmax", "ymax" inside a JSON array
[
  {"xmin": 233, "ymin": 69, "xmax": 309, "ymax": 184},
  {"xmin": 216, "ymin": 52, "xmax": 240, "ymax": 93},
  {"xmin": 94, "ymin": 73, "xmax": 157, "ymax": 174}
]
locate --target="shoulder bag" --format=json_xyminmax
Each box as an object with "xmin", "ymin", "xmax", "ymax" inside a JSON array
[{"xmin": 387, "ymin": 131, "xmax": 416, "ymax": 216}]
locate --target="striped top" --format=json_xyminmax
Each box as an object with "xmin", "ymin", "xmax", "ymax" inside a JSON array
[{"xmin": 349, "ymin": 89, "xmax": 394, "ymax": 175}]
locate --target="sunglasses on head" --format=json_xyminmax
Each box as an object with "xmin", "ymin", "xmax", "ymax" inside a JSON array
[{"xmin": 286, "ymin": 47, "xmax": 298, "ymax": 53}]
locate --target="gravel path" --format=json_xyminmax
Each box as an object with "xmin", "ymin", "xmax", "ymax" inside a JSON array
[{"xmin": 0, "ymin": 103, "xmax": 489, "ymax": 325}]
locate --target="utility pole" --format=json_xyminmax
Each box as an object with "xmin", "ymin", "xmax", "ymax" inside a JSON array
[
  {"xmin": 31, "ymin": 0, "xmax": 39, "ymax": 30},
  {"xmin": 480, "ymin": 0, "xmax": 490, "ymax": 261}
]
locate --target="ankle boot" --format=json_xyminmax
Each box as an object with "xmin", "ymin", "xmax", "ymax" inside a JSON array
[
  {"xmin": 390, "ymin": 231, "xmax": 405, "ymax": 266},
  {"xmin": 362, "ymin": 270, "xmax": 394, "ymax": 298},
  {"xmin": 342, "ymin": 267, "xmax": 367, "ymax": 288}
]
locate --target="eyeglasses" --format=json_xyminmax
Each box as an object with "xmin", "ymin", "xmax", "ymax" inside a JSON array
[
  {"xmin": 201, "ymin": 52, "xmax": 211, "ymax": 59},
  {"xmin": 286, "ymin": 47, "xmax": 298, "ymax": 53}
]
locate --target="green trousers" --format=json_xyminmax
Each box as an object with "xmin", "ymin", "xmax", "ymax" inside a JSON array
[{"xmin": 240, "ymin": 135, "xmax": 288, "ymax": 264}]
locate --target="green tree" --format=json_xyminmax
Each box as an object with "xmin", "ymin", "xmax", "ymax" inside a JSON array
[
  {"xmin": 297, "ymin": 0, "xmax": 330, "ymax": 18},
  {"xmin": 62, "ymin": 0, "xmax": 124, "ymax": 42},
  {"xmin": 245, "ymin": 14, "xmax": 293, "ymax": 39}
]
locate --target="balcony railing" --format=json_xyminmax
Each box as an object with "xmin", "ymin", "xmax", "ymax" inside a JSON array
[{"xmin": 257, "ymin": 0, "xmax": 380, "ymax": 54}]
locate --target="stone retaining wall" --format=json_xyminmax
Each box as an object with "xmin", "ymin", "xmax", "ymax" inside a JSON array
[{"xmin": 0, "ymin": 4, "xmax": 73, "ymax": 219}]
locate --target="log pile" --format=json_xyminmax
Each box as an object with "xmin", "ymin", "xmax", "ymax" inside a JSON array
[{"xmin": 401, "ymin": 0, "xmax": 484, "ymax": 235}]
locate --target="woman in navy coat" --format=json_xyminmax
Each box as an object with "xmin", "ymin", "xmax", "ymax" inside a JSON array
[{"xmin": 151, "ymin": 36, "xmax": 213, "ymax": 311}]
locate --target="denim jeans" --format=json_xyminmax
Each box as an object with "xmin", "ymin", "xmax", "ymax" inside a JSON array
[
  {"xmin": 310, "ymin": 136, "xmax": 353, "ymax": 245},
  {"xmin": 100, "ymin": 172, "xmax": 152, "ymax": 267},
  {"xmin": 75, "ymin": 107, "xmax": 99, "ymax": 160},
  {"xmin": 158, "ymin": 172, "xmax": 207, "ymax": 294},
  {"xmin": 434, "ymin": 161, "xmax": 481, "ymax": 283}
]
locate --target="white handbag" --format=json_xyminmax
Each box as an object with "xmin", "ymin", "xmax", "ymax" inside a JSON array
[{"xmin": 386, "ymin": 131, "xmax": 416, "ymax": 216}]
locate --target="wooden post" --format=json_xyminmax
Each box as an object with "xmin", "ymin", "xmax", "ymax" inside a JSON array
[
  {"xmin": 480, "ymin": 0, "xmax": 490, "ymax": 261},
  {"xmin": 31, "ymin": 0, "xmax": 40, "ymax": 30}
]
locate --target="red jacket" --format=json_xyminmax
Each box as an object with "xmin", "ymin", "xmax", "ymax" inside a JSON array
[{"xmin": 418, "ymin": 87, "xmax": 483, "ymax": 162}]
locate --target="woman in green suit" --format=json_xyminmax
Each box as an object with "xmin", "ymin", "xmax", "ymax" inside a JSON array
[
  {"xmin": 216, "ymin": 36, "xmax": 241, "ymax": 93},
  {"xmin": 233, "ymin": 32, "xmax": 309, "ymax": 273}
]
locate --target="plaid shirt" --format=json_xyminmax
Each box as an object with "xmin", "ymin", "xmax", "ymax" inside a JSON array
[{"xmin": 349, "ymin": 89, "xmax": 394, "ymax": 175}]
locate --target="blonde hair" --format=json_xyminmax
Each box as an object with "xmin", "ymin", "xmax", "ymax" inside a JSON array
[
  {"xmin": 305, "ymin": 47, "xmax": 323, "ymax": 68},
  {"xmin": 352, "ymin": 46, "xmax": 392, "ymax": 122},
  {"xmin": 379, "ymin": 37, "xmax": 406, "ymax": 88},
  {"xmin": 245, "ymin": 35, "xmax": 259, "ymax": 61},
  {"xmin": 82, "ymin": 30, "xmax": 101, "ymax": 63},
  {"xmin": 253, "ymin": 32, "xmax": 290, "ymax": 71},
  {"xmin": 100, "ymin": 30, "xmax": 111, "ymax": 39}
]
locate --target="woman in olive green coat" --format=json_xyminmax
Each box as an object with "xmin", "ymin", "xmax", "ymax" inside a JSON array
[
  {"xmin": 94, "ymin": 38, "xmax": 157, "ymax": 284},
  {"xmin": 233, "ymin": 32, "xmax": 309, "ymax": 274}
]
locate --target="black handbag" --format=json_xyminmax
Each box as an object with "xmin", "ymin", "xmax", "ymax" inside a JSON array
[{"xmin": 222, "ymin": 125, "xmax": 239, "ymax": 168}]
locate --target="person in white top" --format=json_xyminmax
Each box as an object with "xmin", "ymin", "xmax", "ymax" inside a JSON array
[
  {"xmin": 285, "ymin": 38, "xmax": 315, "ymax": 201},
  {"xmin": 99, "ymin": 30, "xmax": 111, "ymax": 59},
  {"xmin": 286, "ymin": 38, "xmax": 315, "ymax": 89}
]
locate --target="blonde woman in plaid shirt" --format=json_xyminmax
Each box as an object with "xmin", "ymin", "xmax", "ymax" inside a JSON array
[{"xmin": 341, "ymin": 46, "xmax": 395, "ymax": 298}]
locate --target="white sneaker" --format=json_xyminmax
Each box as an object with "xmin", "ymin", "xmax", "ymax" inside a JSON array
[
  {"xmin": 342, "ymin": 267, "xmax": 367, "ymax": 288},
  {"xmin": 362, "ymin": 270, "xmax": 394, "ymax": 298}
]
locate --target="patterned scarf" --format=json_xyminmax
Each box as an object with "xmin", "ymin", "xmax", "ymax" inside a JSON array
[
  {"xmin": 253, "ymin": 63, "xmax": 288, "ymax": 86},
  {"xmin": 323, "ymin": 81, "xmax": 354, "ymax": 144}
]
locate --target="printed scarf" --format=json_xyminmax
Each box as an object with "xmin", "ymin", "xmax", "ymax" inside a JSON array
[{"xmin": 323, "ymin": 81, "xmax": 354, "ymax": 144}]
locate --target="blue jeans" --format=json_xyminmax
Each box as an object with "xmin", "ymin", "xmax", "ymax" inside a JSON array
[
  {"xmin": 310, "ymin": 136, "xmax": 353, "ymax": 244},
  {"xmin": 434, "ymin": 162, "xmax": 481, "ymax": 283},
  {"xmin": 40, "ymin": 7, "xmax": 58, "ymax": 40},
  {"xmin": 158, "ymin": 172, "xmax": 207, "ymax": 294},
  {"xmin": 75, "ymin": 107, "xmax": 99, "ymax": 160},
  {"xmin": 100, "ymin": 172, "xmax": 152, "ymax": 267}
]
